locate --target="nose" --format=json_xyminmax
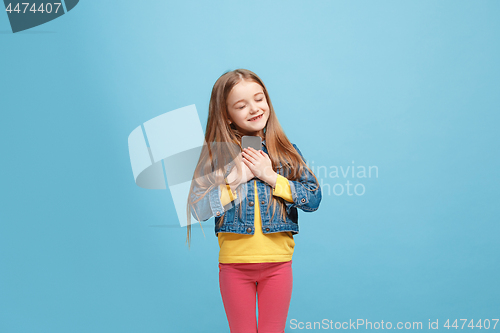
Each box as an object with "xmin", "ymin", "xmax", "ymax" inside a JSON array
[{"xmin": 249, "ymin": 101, "xmax": 260, "ymax": 114}]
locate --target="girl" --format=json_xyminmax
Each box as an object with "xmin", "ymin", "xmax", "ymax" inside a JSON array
[{"xmin": 186, "ymin": 69, "xmax": 322, "ymax": 333}]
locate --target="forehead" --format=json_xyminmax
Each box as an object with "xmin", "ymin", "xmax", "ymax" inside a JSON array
[{"xmin": 227, "ymin": 80, "xmax": 264, "ymax": 101}]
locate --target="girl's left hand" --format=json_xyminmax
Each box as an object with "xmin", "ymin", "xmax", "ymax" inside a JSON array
[{"xmin": 242, "ymin": 147, "xmax": 278, "ymax": 187}]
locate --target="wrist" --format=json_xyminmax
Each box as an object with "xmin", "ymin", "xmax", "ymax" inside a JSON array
[
  {"xmin": 265, "ymin": 171, "xmax": 279, "ymax": 189},
  {"xmin": 225, "ymin": 175, "xmax": 241, "ymax": 189}
]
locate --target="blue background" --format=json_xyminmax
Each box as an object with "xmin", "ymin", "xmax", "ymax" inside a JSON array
[{"xmin": 1, "ymin": 1, "xmax": 499, "ymax": 332}]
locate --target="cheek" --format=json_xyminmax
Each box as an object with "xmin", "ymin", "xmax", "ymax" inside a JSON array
[
  {"xmin": 239, "ymin": 113, "xmax": 250, "ymax": 123},
  {"xmin": 231, "ymin": 112, "xmax": 245, "ymax": 123}
]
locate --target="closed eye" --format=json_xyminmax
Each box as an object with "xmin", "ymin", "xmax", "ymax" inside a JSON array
[{"xmin": 237, "ymin": 98, "xmax": 263, "ymax": 109}]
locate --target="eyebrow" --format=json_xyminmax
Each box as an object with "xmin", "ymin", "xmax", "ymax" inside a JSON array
[{"xmin": 232, "ymin": 92, "xmax": 264, "ymax": 107}]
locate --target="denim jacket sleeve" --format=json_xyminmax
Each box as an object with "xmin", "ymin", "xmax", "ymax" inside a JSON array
[
  {"xmin": 189, "ymin": 163, "xmax": 235, "ymax": 222},
  {"xmin": 282, "ymin": 143, "xmax": 322, "ymax": 214}
]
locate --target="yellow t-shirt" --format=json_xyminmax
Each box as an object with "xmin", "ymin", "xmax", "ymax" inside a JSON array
[{"xmin": 217, "ymin": 174, "xmax": 295, "ymax": 263}]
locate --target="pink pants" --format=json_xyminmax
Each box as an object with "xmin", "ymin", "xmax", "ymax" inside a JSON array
[{"xmin": 218, "ymin": 260, "xmax": 293, "ymax": 333}]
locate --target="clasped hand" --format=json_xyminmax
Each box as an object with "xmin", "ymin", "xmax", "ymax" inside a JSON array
[{"xmin": 226, "ymin": 147, "xmax": 278, "ymax": 188}]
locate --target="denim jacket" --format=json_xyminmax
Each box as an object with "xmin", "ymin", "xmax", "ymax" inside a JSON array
[{"xmin": 189, "ymin": 141, "xmax": 322, "ymax": 236}]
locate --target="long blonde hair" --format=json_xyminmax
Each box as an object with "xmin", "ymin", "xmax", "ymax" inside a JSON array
[{"xmin": 185, "ymin": 69, "xmax": 319, "ymax": 248}]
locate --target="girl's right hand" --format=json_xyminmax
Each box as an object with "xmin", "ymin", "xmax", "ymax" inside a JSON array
[{"xmin": 226, "ymin": 154, "xmax": 255, "ymax": 187}]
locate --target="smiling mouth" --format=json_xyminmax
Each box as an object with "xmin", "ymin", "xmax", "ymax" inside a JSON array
[{"xmin": 248, "ymin": 114, "xmax": 263, "ymax": 121}]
